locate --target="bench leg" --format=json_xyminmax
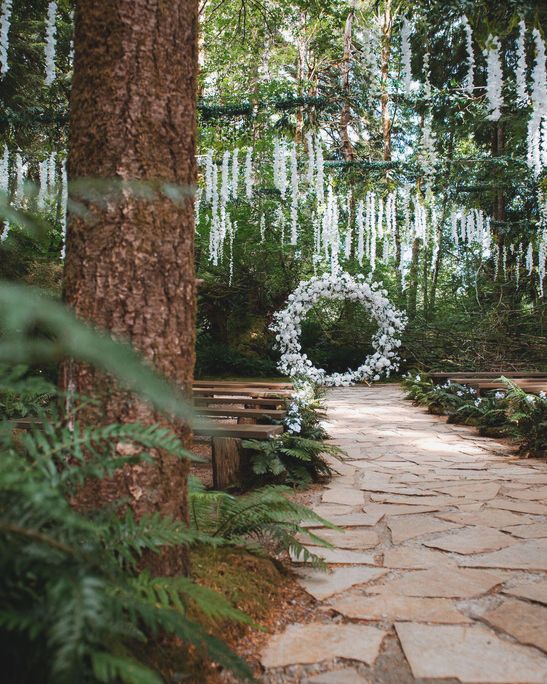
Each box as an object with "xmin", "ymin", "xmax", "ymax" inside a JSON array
[{"xmin": 212, "ymin": 437, "xmax": 244, "ymax": 489}]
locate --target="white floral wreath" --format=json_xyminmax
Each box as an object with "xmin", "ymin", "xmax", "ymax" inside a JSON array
[{"xmin": 271, "ymin": 271, "xmax": 407, "ymax": 387}]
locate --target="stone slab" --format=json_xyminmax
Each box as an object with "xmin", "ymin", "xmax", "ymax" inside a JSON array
[
  {"xmin": 434, "ymin": 482, "xmax": 501, "ymax": 500},
  {"xmin": 460, "ymin": 539, "xmax": 547, "ymax": 570},
  {"xmin": 436, "ymin": 509, "xmax": 534, "ymax": 528},
  {"xmin": 489, "ymin": 499, "xmax": 547, "ymax": 516},
  {"xmin": 329, "ymin": 594, "xmax": 471, "ymax": 624},
  {"xmin": 297, "ymin": 566, "xmax": 388, "ymax": 600},
  {"xmin": 364, "ymin": 503, "xmax": 441, "ymax": 517},
  {"xmin": 369, "ymin": 566, "xmax": 508, "ymax": 598},
  {"xmin": 291, "ymin": 546, "xmax": 378, "ymax": 565},
  {"xmin": 423, "ymin": 526, "xmax": 517, "ymax": 555},
  {"xmin": 304, "ymin": 511, "xmax": 384, "ymax": 529},
  {"xmin": 303, "ymin": 527, "xmax": 379, "ymax": 550},
  {"xmin": 387, "ymin": 514, "xmax": 461, "ymax": 544},
  {"xmin": 260, "ymin": 622, "xmax": 387, "ymax": 668},
  {"xmin": 322, "ymin": 488, "xmax": 364, "ymax": 506},
  {"xmin": 504, "ymin": 579, "xmax": 547, "ymax": 606},
  {"xmin": 383, "ymin": 546, "xmax": 457, "ymax": 569},
  {"xmin": 395, "ymin": 622, "xmax": 547, "ymax": 683},
  {"xmin": 303, "ymin": 669, "xmax": 371, "ymax": 684},
  {"xmin": 483, "ymin": 598, "xmax": 547, "ymax": 653},
  {"xmin": 503, "ymin": 523, "xmax": 547, "ymax": 539}
]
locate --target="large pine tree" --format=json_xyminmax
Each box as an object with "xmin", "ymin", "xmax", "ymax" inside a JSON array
[{"xmin": 63, "ymin": 0, "xmax": 198, "ymax": 575}]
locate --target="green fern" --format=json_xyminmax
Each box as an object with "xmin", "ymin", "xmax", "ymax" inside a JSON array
[
  {"xmin": 0, "ymin": 395, "xmax": 254, "ymax": 684},
  {"xmin": 242, "ymin": 434, "xmax": 342, "ymax": 487},
  {"xmin": 188, "ymin": 478, "xmax": 336, "ymax": 566}
]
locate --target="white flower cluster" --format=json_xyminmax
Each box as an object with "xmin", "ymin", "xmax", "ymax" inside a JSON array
[
  {"xmin": 527, "ymin": 29, "xmax": 547, "ymax": 177},
  {"xmin": 284, "ymin": 379, "xmax": 317, "ymax": 434},
  {"xmin": 44, "ymin": 1, "xmax": 57, "ymax": 86},
  {"xmin": 271, "ymin": 271, "xmax": 406, "ymax": 387},
  {"xmin": 0, "ymin": 0, "xmax": 12, "ymax": 76},
  {"xmin": 484, "ymin": 35, "xmax": 504, "ymax": 121},
  {"xmin": 516, "ymin": 20, "xmax": 528, "ymax": 106},
  {"xmin": 400, "ymin": 17, "xmax": 413, "ymax": 93},
  {"xmin": 461, "ymin": 16, "xmax": 475, "ymax": 95}
]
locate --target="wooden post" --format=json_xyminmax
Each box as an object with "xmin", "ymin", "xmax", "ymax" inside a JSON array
[{"xmin": 212, "ymin": 438, "xmax": 244, "ymax": 489}]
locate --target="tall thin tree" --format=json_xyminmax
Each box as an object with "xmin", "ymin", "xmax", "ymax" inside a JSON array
[{"xmin": 62, "ymin": 0, "xmax": 198, "ymax": 576}]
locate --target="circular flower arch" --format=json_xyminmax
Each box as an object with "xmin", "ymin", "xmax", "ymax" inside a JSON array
[{"xmin": 271, "ymin": 271, "xmax": 407, "ymax": 387}]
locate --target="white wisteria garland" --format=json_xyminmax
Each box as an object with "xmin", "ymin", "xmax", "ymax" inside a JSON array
[
  {"xmin": 44, "ymin": 1, "xmax": 58, "ymax": 86},
  {"xmin": 0, "ymin": 0, "xmax": 13, "ymax": 76},
  {"xmin": 271, "ymin": 271, "xmax": 406, "ymax": 387},
  {"xmin": 484, "ymin": 35, "xmax": 504, "ymax": 121},
  {"xmin": 400, "ymin": 17, "xmax": 413, "ymax": 93},
  {"xmin": 515, "ymin": 20, "xmax": 528, "ymax": 106},
  {"xmin": 461, "ymin": 16, "xmax": 475, "ymax": 95}
]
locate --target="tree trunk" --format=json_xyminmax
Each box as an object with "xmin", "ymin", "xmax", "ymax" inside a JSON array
[
  {"xmin": 62, "ymin": 0, "xmax": 198, "ymax": 577},
  {"xmin": 407, "ymin": 237, "xmax": 420, "ymax": 320}
]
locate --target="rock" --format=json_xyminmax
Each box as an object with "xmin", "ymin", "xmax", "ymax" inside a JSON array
[
  {"xmin": 436, "ymin": 509, "xmax": 533, "ymax": 528},
  {"xmin": 433, "ymin": 482, "xmax": 501, "ymax": 500},
  {"xmin": 395, "ymin": 622, "xmax": 547, "ymax": 683},
  {"xmin": 483, "ymin": 598, "xmax": 547, "ymax": 653},
  {"xmin": 291, "ymin": 546, "xmax": 378, "ymax": 565},
  {"xmin": 383, "ymin": 546, "xmax": 457, "ymax": 569},
  {"xmin": 368, "ymin": 566, "xmax": 508, "ymax": 598},
  {"xmin": 304, "ymin": 511, "xmax": 384, "ymax": 528},
  {"xmin": 502, "ymin": 522, "xmax": 547, "ymax": 539},
  {"xmin": 488, "ymin": 499, "xmax": 547, "ymax": 516},
  {"xmin": 304, "ymin": 527, "xmax": 379, "ymax": 550},
  {"xmin": 460, "ymin": 539, "xmax": 547, "ymax": 570},
  {"xmin": 260, "ymin": 622, "xmax": 387, "ymax": 668},
  {"xmin": 322, "ymin": 488, "xmax": 364, "ymax": 506},
  {"xmin": 423, "ymin": 525, "xmax": 517, "ymax": 555},
  {"xmin": 329, "ymin": 594, "xmax": 470, "ymax": 624},
  {"xmin": 387, "ymin": 513, "xmax": 461, "ymax": 544},
  {"xmin": 296, "ymin": 565, "xmax": 387, "ymax": 600},
  {"xmin": 303, "ymin": 669, "xmax": 370, "ymax": 684},
  {"xmin": 504, "ymin": 579, "xmax": 547, "ymax": 606}
]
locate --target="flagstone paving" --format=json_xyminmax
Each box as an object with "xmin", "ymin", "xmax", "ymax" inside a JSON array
[{"xmin": 260, "ymin": 385, "xmax": 547, "ymax": 683}]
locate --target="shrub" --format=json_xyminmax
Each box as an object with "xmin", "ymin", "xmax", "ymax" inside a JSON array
[
  {"xmin": 0, "ymin": 402, "xmax": 254, "ymax": 684},
  {"xmin": 242, "ymin": 434, "xmax": 342, "ymax": 487}
]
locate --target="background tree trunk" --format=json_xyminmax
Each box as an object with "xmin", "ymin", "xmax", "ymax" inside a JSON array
[{"xmin": 62, "ymin": 0, "xmax": 198, "ymax": 577}]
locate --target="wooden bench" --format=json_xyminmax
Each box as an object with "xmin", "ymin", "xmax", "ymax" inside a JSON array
[
  {"xmin": 194, "ymin": 380, "xmax": 293, "ymax": 390},
  {"xmin": 196, "ymin": 407, "xmax": 286, "ymax": 421},
  {"xmin": 193, "ymin": 387, "xmax": 292, "ymax": 399},
  {"xmin": 430, "ymin": 371, "xmax": 547, "ymax": 383},
  {"xmin": 194, "ymin": 423, "xmax": 284, "ymax": 489},
  {"xmin": 194, "ymin": 396, "xmax": 286, "ymax": 409}
]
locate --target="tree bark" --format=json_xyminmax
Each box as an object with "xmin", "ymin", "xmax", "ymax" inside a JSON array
[{"xmin": 62, "ymin": 0, "xmax": 198, "ymax": 577}]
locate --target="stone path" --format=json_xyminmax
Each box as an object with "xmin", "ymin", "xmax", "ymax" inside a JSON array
[{"xmin": 260, "ymin": 385, "xmax": 547, "ymax": 684}]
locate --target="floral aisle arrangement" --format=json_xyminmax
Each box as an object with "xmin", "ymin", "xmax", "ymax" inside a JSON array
[
  {"xmin": 402, "ymin": 373, "xmax": 547, "ymax": 456},
  {"xmin": 271, "ymin": 271, "xmax": 406, "ymax": 387}
]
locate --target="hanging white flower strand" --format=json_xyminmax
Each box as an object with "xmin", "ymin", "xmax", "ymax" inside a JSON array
[
  {"xmin": 244, "ymin": 147, "xmax": 253, "ymax": 200},
  {"xmin": 273, "ymin": 139, "xmax": 287, "ymax": 199},
  {"xmin": 231, "ymin": 148, "xmax": 239, "ymax": 199},
  {"xmin": 461, "ymin": 16, "xmax": 475, "ymax": 95},
  {"xmin": 204, "ymin": 150, "xmax": 214, "ymax": 203},
  {"xmin": 515, "ymin": 20, "xmax": 528, "ymax": 106},
  {"xmin": 0, "ymin": 144, "xmax": 8, "ymax": 241},
  {"xmin": 527, "ymin": 29, "xmax": 547, "ymax": 176},
  {"xmin": 305, "ymin": 131, "xmax": 315, "ymax": 189},
  {"xmin": 400, "ymin": 17, "xmax": 413, "ymax": 93},
  {"xmin": 484, "ymin": 35, "xmax": 503, "ymax": 121},
  {"xmin": 0, "ymin": 0, "xmax": 13, "ymax": 76},
  {"xmin": 289, "ymin": 142, "xmax": 299, "ymax": 245},
  {"xmin": 44, "ymin": 2, "xmax": 58, "ymax": 86},
  {"xmin": 60, "ymin": 159, "xmax": 68, "ymax": 258}
]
